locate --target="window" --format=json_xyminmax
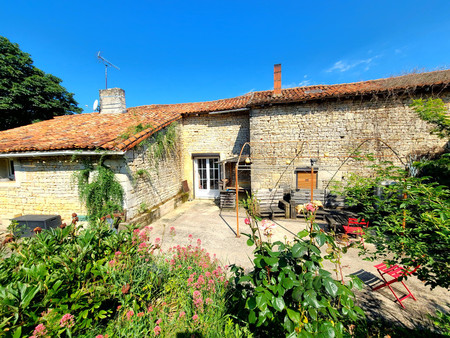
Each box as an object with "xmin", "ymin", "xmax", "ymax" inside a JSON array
[{"xmin": 0, "ymin": 159, "xmax": 15, "ymax": 181}]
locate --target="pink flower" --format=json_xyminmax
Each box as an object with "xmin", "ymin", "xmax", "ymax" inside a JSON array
[
  {"xmin": 244, "ymin": 218, "xmax": 251, "ymax": 225},
  {"xmin": 193, "ymin": 290, "xmax": 201, "ymax": 299},
  {"xmin": 192, "ymin": 314, "xmax": 199, "ymax": 321},
  {"xmin": 188, "ymin": 234, "xmax": 193, "ymax": 240},
  {"xmin": 59, "ymin": 313, "xmax": 75, "ymax": 328},
  {"xmin": 197, "ymin": 239, "xmax": 202, "ymax": 246},
  {"xmin": 306, "ymin": 203, "xmax": 316, "ymax": 212},
  {"xmin": 205, "ymin": 298, "xmax": 213, "ymax": 305},
  {"xmin": 95, "ymin": 335, "xmax": 104, "ymax": 338},
  {"xmin": 154, "ymin": 325, "xmax": 161, "ymax": 335},
  {"xmin": 115, "ymin": 251, "xmax": 122, "ymax": 256},
  {"xmin": 33, "ymin": 324, "xmax": 47, "ymax": 337},
  {"xmin": 137, "ymin": 312, "xmax": 144, "ymax": 317},
  {"xmin": 179, "ymin": 311, "xmax": 186, "ymax": 318},
  {"xmin": 138, "ymin": 242, "xmax": 148, "ymax": 250},
  {"xmin": 155, "ymin": 238, "xmax": 161, "ymax": 243},
  {"xmin": 156, "ymin": 318, "xmax": 162, "ymax": 324},
  {"xmin": 148, "ymin": 305, "xmax": 154, "ymax": 312},
  {"xmin": 126, "ymin": 310, "xmax": 134, "ymax": 321},
  {"xmin": 170, "ymin": 226, "xmax": 176, "ymax": 235}
]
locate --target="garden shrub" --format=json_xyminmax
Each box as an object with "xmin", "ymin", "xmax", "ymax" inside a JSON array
[
  {"xmin": 334, "ymin": 163, "xmax": 450, "ymax": 290},
  {"xmin": 229, "ymin": 195, "xmax": 365, "ymax": 337},
  {"xmin": 0, "ymin": 222, "xmax": 250, "ymax": 337}
]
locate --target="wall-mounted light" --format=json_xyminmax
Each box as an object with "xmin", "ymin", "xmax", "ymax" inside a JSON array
[
  {"xmin": 245, "ymin": 157, "xmax": 251, "ymax": 164},
  {"xmin": 310, "ymin": 158, "xmax": 317, "ymax": 167}
]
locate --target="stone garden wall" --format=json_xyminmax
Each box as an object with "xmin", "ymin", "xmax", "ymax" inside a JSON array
[{"xmin": 249, "ymin": 94, "xmax": 449, "ymax": 191}]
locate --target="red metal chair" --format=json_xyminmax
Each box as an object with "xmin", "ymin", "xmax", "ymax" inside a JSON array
[
  {"xmin": 372, "ymin": 262, "xmax": 419, "ymax": 308},
  {"xmin": 342, "ymin": 218, "xmax": 368, "ymax": 246}
]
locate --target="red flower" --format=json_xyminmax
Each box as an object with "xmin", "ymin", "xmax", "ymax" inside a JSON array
[{"xmin": 121, "ymin": 283, "xmax": 131, "ymax": 294}]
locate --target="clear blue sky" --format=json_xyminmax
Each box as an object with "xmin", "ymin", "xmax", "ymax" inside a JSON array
[{"xmin": 1, "ymin": 1, "xmax": 449, "ymax": 112}]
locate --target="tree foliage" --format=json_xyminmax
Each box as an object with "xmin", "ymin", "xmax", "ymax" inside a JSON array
[
  {"xmin": 410, "ymin": 98, "xmax": 450, "ymax": 187},
  {"xmin": 411, "ymin": 98, "xmax": 450, "ymax": 139},
  {"xmin": 338, "ymin": 164, "xmax": 450, "ymax": 289},
  {"xmin": 0, "ymin": 36, "xmax": 81, "ymax": 131}
]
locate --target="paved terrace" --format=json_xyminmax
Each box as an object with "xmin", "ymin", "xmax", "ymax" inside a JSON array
[{"xmin": 148, "ymin": 200, "xmax": 449, "ymax": 332}]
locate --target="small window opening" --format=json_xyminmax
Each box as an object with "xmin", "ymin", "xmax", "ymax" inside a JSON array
[{"xmin": 0, "ymin": 159, "xmax": 15, "ymax": 181}]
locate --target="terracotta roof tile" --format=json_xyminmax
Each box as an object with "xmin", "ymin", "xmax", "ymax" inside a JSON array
[{"xmin": 0, "ymin": 69, "xmax": 449, "ymax": 153}]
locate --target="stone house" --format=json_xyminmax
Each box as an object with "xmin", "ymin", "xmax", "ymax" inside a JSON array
[{"xmin": 0, "ymin": 68, "xmax": 448, "ymax": 229}]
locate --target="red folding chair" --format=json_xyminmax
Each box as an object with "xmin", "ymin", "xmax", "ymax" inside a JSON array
[
  {"xmin": 342, "ymin": 218, "xmax": 368, "ymax": 246},
  {"xmin": 372, "ymin": 262, "xmax": 419, "ymax": 308}
]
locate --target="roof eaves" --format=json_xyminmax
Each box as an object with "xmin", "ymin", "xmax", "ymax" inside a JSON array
[{"xmin": 113, "ymin": 115, "xmax": 182, "ymax": 151}]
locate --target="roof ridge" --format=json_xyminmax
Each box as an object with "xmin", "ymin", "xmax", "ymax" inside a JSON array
[{"xmin": 126, "ymin": 69, "xmax": 450, "ymax": 111}]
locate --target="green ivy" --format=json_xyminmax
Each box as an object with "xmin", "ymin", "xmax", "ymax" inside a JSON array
[
  {"xmin": 119, "ymin": 123, "xmax": 153, "ymax": 141},
  {"xmin": 74, "ymin": 157, "xmax": 124, "ymax": 221},
  {"xmin": 147, "ymin": 122, "xmax": 177, "ymax": 166},
  {"xmin": 410, "ymin": 98, "xmax": 450, "ymax": 139}
]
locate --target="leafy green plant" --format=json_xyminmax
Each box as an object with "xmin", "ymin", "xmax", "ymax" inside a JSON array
[
  {"xmin": 428, "ymin": 309, "xmax": 450, "ymax": 336},
  {"xmin": 0, "ymin": 220, "xmax": 250, "ymax": 337},
  {"xmin": 230, "ymin": 195, "xmax": 364, "ymax": 337},
  {"xmin": 147, "ymin": 122, "xmax": 178, "ymax": 167},
  {"xmin": 409, "ymin": 98, "xmax": 450, "ymax": 188},
  {"xmin": 75, "ymin": 157, "xmax": 124, "ymax": 221},
  {"xmin": 411, "ymin": 98, "xmax": 450, "ymax": 139},
  {"xmin": 0, "ymin": 221, "xmax": 138, "ymax": 336},
  {"xmin": 334, "ymin": 163, "xmax": 450, "ymax": 289},
  {"xmin": 119, "ymin": 123, "xmax": 153, "ymax": 141},
  {"xmin": 138, "ymin": 202, "xmax": 148, "ymax": 214}
]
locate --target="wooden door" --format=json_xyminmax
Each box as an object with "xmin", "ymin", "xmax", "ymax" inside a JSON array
[{"xmin": 296, "ymin": 171, "xmax": 317, "ymax": 189}]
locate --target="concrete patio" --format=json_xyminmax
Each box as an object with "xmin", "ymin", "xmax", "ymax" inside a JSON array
[{"xmin": 147, "ymin": 200, "xmax": 449, "ymax": 332}]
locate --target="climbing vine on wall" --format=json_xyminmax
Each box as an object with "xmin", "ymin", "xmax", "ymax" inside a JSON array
[
  {"xmin": 119, "ymin": 123, "xmax": 153, "ymax": 141},
  {"xmin": 147, "ymin": 122, "xmax": 178, "ymax": 166},
  {"xmin": 74, "ymin": 156, "xmax": 124, "ymax": 221}
]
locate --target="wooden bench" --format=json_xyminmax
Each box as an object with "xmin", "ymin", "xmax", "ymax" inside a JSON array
[
  {"xmin": 324, "ymin": 210, "xmax": 358, "ymax": 233},
  {"xmin": 289, "ymin": 189, "xmax": 327, "ymax": 219},
  {"xmin": 324, "ymin": 191, "xmax": 347, "ymax": 208},
  {"xmin": 255, "ymin": 189, "xmax": 289, "ymax": 219}
]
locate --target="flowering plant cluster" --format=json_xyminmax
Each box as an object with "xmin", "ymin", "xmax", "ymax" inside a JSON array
[
  {"xmin": 232, "ymin": 193, "xmax": 364, "ymax": 337},
  {"xmin": 100, "ymin": 232, "xmax": 247, "ymax": 337},
  {"xmin": 295, "ymin": 200, "xmax": 323, "ymax": 214}
]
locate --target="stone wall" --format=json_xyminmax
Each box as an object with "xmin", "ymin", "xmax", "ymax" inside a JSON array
[
  {"xmin": 122, "ymin": 126, "xmax": 183, "ymax": 219},
  {"xmin": 249, "ymin": 94, "xmax": 449, "ymax": 191},
  {"xmin": 180, "ymin": 112, "xmax": 250, "ymax": 196},
  {"xmin": 0, "ymin": 157, "xmax": 86, "ymax": 229},
  {"xmin": 0, "ymin": 127, "xmax": 183, "ymax": 229}
]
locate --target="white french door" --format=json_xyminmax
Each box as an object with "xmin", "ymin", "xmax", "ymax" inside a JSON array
[{"xmin": 194, "ymin": 157, "xmax": 220, "ymax": 199}]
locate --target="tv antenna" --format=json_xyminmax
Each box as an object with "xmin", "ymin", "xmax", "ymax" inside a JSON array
[{"xmin": 97, "ymin": 51, "xmax": 120, "ymax": 89}]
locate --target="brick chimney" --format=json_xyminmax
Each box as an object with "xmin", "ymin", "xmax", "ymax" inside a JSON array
[
  {"xmin": 274, "ymin": 64, "xmax": 282, "ymax": 96},
  {"xmin": 99, "ymin": 88, "xmax": 126, "ymax": 114}
]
